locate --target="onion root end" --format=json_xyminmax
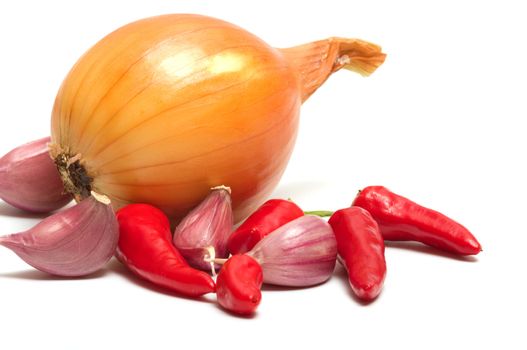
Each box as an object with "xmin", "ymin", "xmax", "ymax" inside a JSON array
[{"xmin": 49, "ymin": 143, "xmax": 92, "ymax": 202}]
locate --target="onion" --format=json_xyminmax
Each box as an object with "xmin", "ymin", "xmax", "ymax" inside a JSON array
[{"xmin": 49, "ymin": 14, "xmax": 385, "ymax": 221}]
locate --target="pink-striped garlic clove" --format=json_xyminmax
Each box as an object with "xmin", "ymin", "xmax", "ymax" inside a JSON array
[
  {"xmin": 0, "ymin": 137, "xmax": 71, "ymax": 212},
  {"xmin": 0, "ymin": 192, "xmax": 118, "ymax": 277},
  {"xmin": 173, "ymin": 186, "xmax": 233, "ymax": 272},
  {"xmin": 246, "ymin": 215, "xmax": 338, "ymax": 287}
]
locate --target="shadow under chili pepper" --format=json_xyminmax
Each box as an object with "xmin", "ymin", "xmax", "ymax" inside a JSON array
[
  {"xmin": 384, "ymin": 241, "xmax": 480, "ymax": 262},
  {"xmin": 0, "ymin": 267, "xmax": 110, "ymax": 280},
  {"xmin": 106, "ymin": 258, "xmax": 216, "ymax": 303},
  {"xmin": 332, "ymin": 263, "xmax": 381, "ymax": 306},
  {"xmin": 213, "ymin": 303, "xmax": 259, "ymax": 319}
]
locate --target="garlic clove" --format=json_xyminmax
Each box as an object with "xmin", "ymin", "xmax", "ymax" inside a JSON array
[
  {"xmin": 173, "ymin": 186, "xmax": 233, "ymax": 272},
  {"xmin": 246, "ymin": 215, "xmax": 337, "ymax": 287},
  {"xmin": 0, "ymin": 137, "xmax": 72, "ymax": 212},
  {"xmin": 0, "ymin": 191, "xmax": 118, "ymax": 277}
]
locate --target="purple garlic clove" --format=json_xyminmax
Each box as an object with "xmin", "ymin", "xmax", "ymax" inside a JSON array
[
  {"xmin": 0, "ymin": 137, "xmax": 71, "ymax": 212},
  {"xmin": 173, "ymin": 185, "xmax": 233, "ymax": 272},
  {"xmin": 246, "ymin": 215, "xmax": 337, "ymax": 287},
  {"xmin": 0, "ymin": 192, "xmax": 118, "ymax": 277}
]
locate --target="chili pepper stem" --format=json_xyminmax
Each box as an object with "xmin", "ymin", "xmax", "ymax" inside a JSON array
[
  {"xmin": 203, "ymin": 246, "xmax": 218, "ymax": 277},
  {"xmin": 304, "ymin": 210, "xmax": 335, "ymax": 217},
  {"xmin": 204, "ymin": 257, "xmax": 228, "ymax": 265}
]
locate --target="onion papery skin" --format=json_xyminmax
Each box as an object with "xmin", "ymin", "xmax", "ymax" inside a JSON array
[{"xmin": 50, "ymin": 14, "xmax": 384, "ymax": 221}]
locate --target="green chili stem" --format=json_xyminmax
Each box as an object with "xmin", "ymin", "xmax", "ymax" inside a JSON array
[{"xmin": 304, "ymin": 210, "xmax": 334, "ymax": 217}]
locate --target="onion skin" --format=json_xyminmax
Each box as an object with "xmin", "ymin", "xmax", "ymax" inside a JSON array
[
  {"xmin": 0, "ymin": 137, "xmax": 71, "ymax": 212},
  {"xmin": 50, "ymin": 14, "xmax": 385, "ymax": 221}
]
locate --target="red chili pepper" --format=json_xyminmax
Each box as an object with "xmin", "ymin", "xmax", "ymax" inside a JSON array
[
  {"xmin": 328, "ymin": 206, "xmax": 386, "ymax": 301},
  {"xmin": 116, "ymin": 203, "xmax": 216, "ymax": 297},
  {"xmin": 216, "ymin": 254, "xmax": 263, "ymax": 315},
  {"xmin": 227, "ymin": 199, "xmax": 304, "ymax": 255},
  {"xmin": 352, "ymin": 186, "xmax": 482, "ymax": 255}
]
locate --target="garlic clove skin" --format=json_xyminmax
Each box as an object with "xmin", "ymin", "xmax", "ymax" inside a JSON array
[
  {"xmin": 246, "ymin": 215, "xmax": 337, "ymax": 287},
  {"xmin": 0, "ymin": 137, "xmax": 72, "ymax": 212},
  {"xmin": 173, "ymin": 186, "xmax": 233, "ymax": 271},
  {"xmin": 0, "ymin": 191, "xmax": 118, "ymax": 277}
]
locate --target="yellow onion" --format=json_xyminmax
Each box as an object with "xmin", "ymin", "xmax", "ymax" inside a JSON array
[{"xmin": 50, "ymin": 14, "xmax": 385, "ymax": 221}]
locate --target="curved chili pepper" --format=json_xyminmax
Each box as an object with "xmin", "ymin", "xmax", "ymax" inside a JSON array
[
  {"xmin": 116, "ymin": 204, "xmax": 216, "ymax": 297},
  {"xmin": 328, "ymin": 206, "xmax": 386, "ymax": 301},
  {"xmin": 352, "ymin": 186, "xmax": 482, "ymax": 255},
  {"xmin": 216, "ymin": 254, "xmax": 263, "ymax": 315},
  {"xmin": 227, "ymin": 199, "xmax": 304, "ymax": 255}
]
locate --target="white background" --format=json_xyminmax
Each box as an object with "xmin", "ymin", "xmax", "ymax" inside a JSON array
[{"xmin": 1, "ymin": 0, "xmax": 526, "ymax": 349}]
